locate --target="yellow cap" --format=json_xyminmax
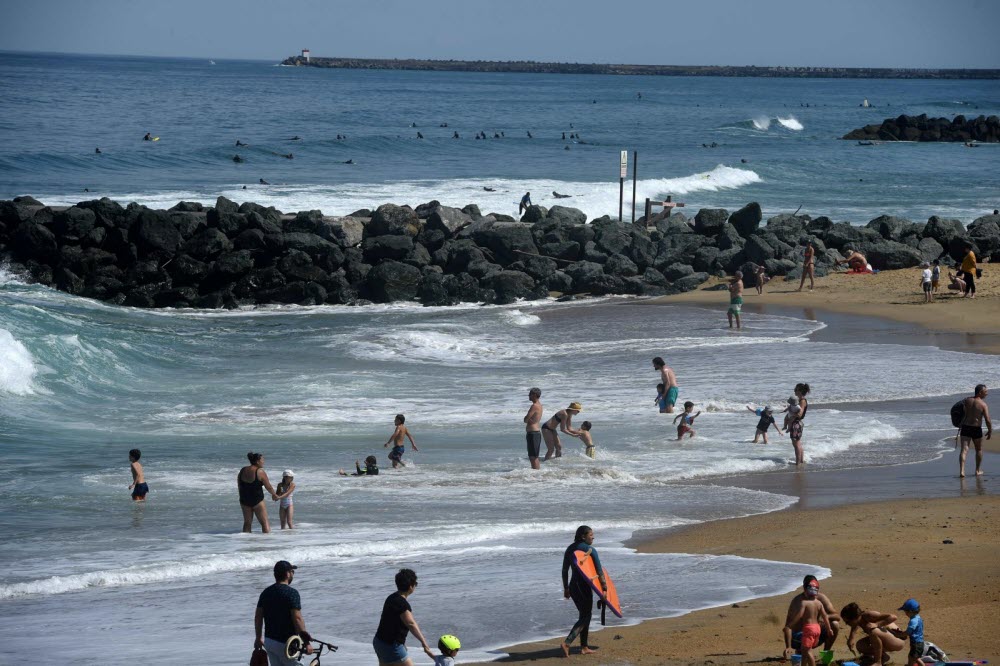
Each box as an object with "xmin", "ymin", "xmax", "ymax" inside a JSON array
[{"xmin": 568, "ymin": 402, "xmax": 583, "ymax": 411}]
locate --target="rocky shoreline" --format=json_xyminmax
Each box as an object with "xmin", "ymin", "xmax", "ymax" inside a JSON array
[
  {"xmin": 1, "ymin": 196, "xmax": 998, "ymax": 309},
  {"xmin": 842, "ymin": 114, "xmax": 1000, "ymax": 142}
]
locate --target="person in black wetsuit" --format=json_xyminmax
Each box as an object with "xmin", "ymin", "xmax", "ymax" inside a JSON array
[
  {"xmin": 339, "ymin": 455, "xmax": 380, "ymax": 476},
  {"xmin": 238, "ymin": 452, "xmax": 277, "ymax": 533},
  {"xmin": 561, "ymin": 525, "xmax": 605, "ymax": 657}
]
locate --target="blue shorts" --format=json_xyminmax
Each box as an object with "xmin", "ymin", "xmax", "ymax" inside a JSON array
[
  {"xmin": 388, "ymin": 446, "xmax": 405, "ymax": 462},
  {"xmin": 131, "ymin": 482, "xmax": 149, "ymax": 499},
  {"xmin": 373, "ymin": 637, "xmax": 408, "ymax": 664}
]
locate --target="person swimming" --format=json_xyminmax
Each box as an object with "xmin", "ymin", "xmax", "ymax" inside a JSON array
[
  {"xmin": 143, "ymin": 132, "xmax": 152, "ymax": 141},
  {"xmin": 233, "ymin": 155, "xmax": 244, "ymax": 163},
  {"xmin": 453, "ymin": 131, "xmax": 460, "ymax": 139},
  {"xmin": 416, "ymin": 132, "xmax": 424, "ymax": 139},
  {"xmin": 259, "ymin": 178, "xmax": 269, "ymax": 185},
  {"xmin": 236, "ymin": 139, "xmax": 247, "ymax": 147},
  {"xmin": 343, "ymin": 159, "xmax": 354, "ymax": 164},
  {"xmin": 483, "ymin": 187, "xmax": 496, "ymax": 192},
  {"xmin": 95, "ymin": 147, "xmax": 101, "ymax": 154},
  {"xmin": 552, "ymin": 191, "xmax": 572, "ymax": 199}
]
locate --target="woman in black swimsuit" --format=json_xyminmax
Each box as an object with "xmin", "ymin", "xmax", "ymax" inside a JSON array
[
  {"xmin": 238, "ymin": 452, "xmax": 277, "ymax": 533},
  {"xmin": 541, "ymin": 402, "xmax": 582, "ymax": 461},
  {"xmin": 790, "ymin": 383, "xmax": 810, "ymax": 466}
]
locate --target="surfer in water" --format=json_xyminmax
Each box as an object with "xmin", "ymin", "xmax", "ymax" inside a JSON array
[
  {"xmin": 561, "ymin": 525, "xmax": 605, "ymax": 657},
  {"xmin": 143, "ymin": 132, "xmax": 152, "ymax": 141},
  {"xmin": 519, "ymin": 192, "xmax": 532, "ymax": 215},
  {"xmin": 259, "ymin": 178, "xmax": 269, "ymax": 185},
  {"xmin": 552, "ymin": 191, "xmax": 571, "ymax": 199}
]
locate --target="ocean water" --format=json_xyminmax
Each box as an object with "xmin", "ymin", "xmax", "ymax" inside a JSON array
[
  {"xmin": 3, "ymin": 53, "xmax": 1000, "ymax": 664},
  {"xmin": 3, "ymin": 265, "xmax": 1000, "ymax": 663},
  {"xmin": 1, "ymin": 52, "xmax": 998, "ymax": 222}
]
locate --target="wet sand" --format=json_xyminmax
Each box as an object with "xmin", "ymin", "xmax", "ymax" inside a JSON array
[{"xmin": 479, "ymin": 275, "xmax": 998, "ymax": 665}]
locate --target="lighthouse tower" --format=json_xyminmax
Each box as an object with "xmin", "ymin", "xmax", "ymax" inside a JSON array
[{"xmin": 301, "ymin": 49, "xmax": 311, "ymax": 62}]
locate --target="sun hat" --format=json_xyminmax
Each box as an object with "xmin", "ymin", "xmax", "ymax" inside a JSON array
[
  {"xmin": 282, "ymin": 469, "xmax": 294, "ymax": 477},
  {"xmin": 568, "ymin": 402, "xmax": 583, "ymax": 411}
]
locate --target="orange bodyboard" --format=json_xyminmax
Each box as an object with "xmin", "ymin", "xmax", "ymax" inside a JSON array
[{"xmin": 572, "ymin": 550, "xmax": 623, "ymax": 618}]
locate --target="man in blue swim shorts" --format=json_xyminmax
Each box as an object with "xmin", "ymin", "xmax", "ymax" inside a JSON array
[{"xmin": 652, "ymin": 357, "xmax": 680, "ymax": 414}]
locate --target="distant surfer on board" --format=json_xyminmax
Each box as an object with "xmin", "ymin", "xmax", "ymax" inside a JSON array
[
  {"xmin": 143, "ymin": 132, "xmax": 152, "ymax": 141},
  {"xmin": 561, "ymin": 525, "xmax": 605, "ymax": 657}
]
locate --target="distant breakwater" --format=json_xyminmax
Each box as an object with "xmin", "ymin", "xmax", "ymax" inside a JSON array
[
  {"xmin": 2, "ymin": 196, "xmax": 998, "ymax": 309},
  {"xmin": 280, "ymin": 56, "xmax": 1000, "ymax": 80},
  {"xmin": 843, "ymin": 114, "xmax": 1000, "ymax": 142}
]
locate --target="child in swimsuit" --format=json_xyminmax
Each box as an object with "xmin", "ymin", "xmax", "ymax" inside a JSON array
[
  {"xmin": 782, "ymin": 397, "xmax": 802, "ymax": 431},
  {"xmin": 274, "ymin": 470, "xmax": 296, "ymax": 529},
  {"xmin": 128, "ymin": 449, "xmax": 148, "ymax": 501},
  {"xmin": 748, "ymin": 405, "xmax": 783, "ymax": 444},
  {"xmin": 384, "ymin": 414, "xmax": 418, "ymax": 468},
  {"xmin": 571, "ymin": 421, "xmax": 597, "ymax": 459},
  {"xmin": 673, "ymin": 401, "xmax": 700, "ymax": 440},
  {"xmin": 655, "ymin": 383, "xmax": 669, "ymax": 413}
]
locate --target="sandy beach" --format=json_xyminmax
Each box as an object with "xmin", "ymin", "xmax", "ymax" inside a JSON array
[{"xmin": 487, "ymin": 270, "xmax": 998, "ymax": 665}]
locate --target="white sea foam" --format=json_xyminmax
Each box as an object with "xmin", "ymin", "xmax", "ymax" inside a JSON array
[
  {"xmin": 502, "ymin": 309, "xmax": 541, "ymax": 326},
  {"xmin": 752, "ymin": 115, "xmax": 772, "ymax": 130},
  {"xmin": 0, "ymin": 328, "xmax": 37, "ymax": 395},
  {"xmin": 37, "ymin": 165, "xmax": 761, "ymax": 221},
  {"xmin": 777, "ymin": 116, "xmax": 804, "ymax": 131}
]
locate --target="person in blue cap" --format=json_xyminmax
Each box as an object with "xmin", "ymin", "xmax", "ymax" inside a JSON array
[{"xmin": 890, "ymin": 599, "xmax": 923, "ymax": 666}]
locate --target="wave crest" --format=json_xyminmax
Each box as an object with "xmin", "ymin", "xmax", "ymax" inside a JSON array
[{"xmin": 0, "ymin": 328, "xmax": 37, "ymax": 395}]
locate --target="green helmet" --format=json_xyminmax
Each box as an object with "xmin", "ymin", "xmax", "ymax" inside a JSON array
[{"xmin": 438, "ymin": 634, "xmax": 461, "ymax": 651}]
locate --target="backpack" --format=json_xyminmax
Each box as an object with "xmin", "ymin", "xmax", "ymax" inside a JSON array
[{"xmin": 950, "ymin": 400, "xmax": 966, "ymax": 428}]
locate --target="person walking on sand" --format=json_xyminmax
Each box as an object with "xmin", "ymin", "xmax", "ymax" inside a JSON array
[
  {"xmin": 238, "ymin": 452, "xmax": 278, "ymax": 533},
  {"xmin": 372, "ymin": 568, "xmax": 436, "ymax": 666},
  {"xmin": 957, "ymin": 384, "xmax": 991, "ymax": 477},
  {"xmin": 783, "ymin": 579, "xmax": 832, "ymax": 666},
  {"xmin": 798, "ymin": 241, "xmax": 816, "ymax": 291},
  {"xmin": 840, "ymin": 603, "xmax": 907, "ymax": 666},
  {"xmin": 652, "ymin": 357, "xmax": 679, "ymax": 413},
  {"xmin": 128, "ymin": 448, "xmax": 148, "ymax": 501},
  {"xmin": 524, "ymin": 387, "xmax": 543, "ymax": 470},
  {"xmin": 255, "ymin": 560, "xmax": 313, "ymax": 666},
  {"xmin": 784, "ymin": 575, "xmax": 841, "ymax": 658},
  {"xmin": 561, "ymin": 525, "xmax": 605, "ymax": 658},
  {"xmin": 728, "ymin": 271, "xmax": 744, "ymax": 329},
  {"xmin": 385, "ymin": 414, "xmax": 418, "ymax": 468},
  {"xmin": 959, "ymin": 243, "xmax": 977, "ymax": 298},
  {"xmin": 541, "ymin": 402, "xmax": 583, "ymax": 460}
]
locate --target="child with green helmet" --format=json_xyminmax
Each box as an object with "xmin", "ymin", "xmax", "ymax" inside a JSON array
[{"xmin": 435, "ymin": 634, "xmax": 461, "ymax": 665}]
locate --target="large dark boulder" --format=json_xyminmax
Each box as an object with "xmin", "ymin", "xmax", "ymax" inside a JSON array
[
  {"xmin": 968, "ymin": 215, "xmax": 1000, "ymax": 257},
  {"xmin": 642, "ymin": 267, "xmax": 668, "ymax": 287},
  {"xmin": 861, "ymin": 240, "xmax": 923, "ymax": 269},
  {"xmin": 362, "ymin": 235, "xmax": 414, "ymax": 262},
  {"xmin": 807, "ymin": 216, "xmax": 834, "ymax": 234},
  {"xmin": 52, "ymin": 206, "xmax": 96, "ymax": 240},
  {"xmin": 694, "ymin": 208, "xmax": 729, "ymax": 235},
  {"xmin": 170, "ymin": 201, "xmax": 204, "ymax": 213},
  {"xmin": 564, "ymin": 261, "xmax": 605, "ymax": 290},
  {"xmin": 284, "ymin": 210, "xmax": 325, "ymax": 235},
  {"xmin": 277, "ymin": 249, "xmax": 327, "ymax": 283},
  {"xmin": 443, "ymin": 272, "xmax": 483, "ymax": 302},
  {"xmin": 167, "ymin": 254, "xmax": 210, "ymax": 287},
  {"xmin": 628, "ymin": 232, "xmax": 657, "ymax": 269},
  {"xmin": 744, "ymin": 235, "xmax": 776, "ymax": 264},
  {"xmin": 917, "ymin": 237, "xmax": 945, "ymax": 262},
  {"xmin": 247, "ymin": 211, "xmax": 283, "ymax": 236},
  {"xmin": 592, "ymin": 218, "xmax": 631, "ymax": 255},
  {"xmin": 205, "ymin": 250, "xmax": 255, "ymax": 287},
  {"xmin": 655, "ymin": 234, "xmax": 706, "ymax": 269},
  {"xmin": 517, "ymin": 254, "xmax": 558, "ymax": 280},
  {"xmin": 922, "ymin": 216, "xmax": 965, "ymax": 246},
  {"xmin": 368, "ymin": 204, "xmax": 422, "ymax": 237},
  {"xmin": 662, "ymin": 263, "xmax": 695, "ymax": 281},
  {"xmin": 582, "ymin": 241, "xmax": 608, "ymax": 264},
  {"xmin": 655, "ymin": 214, "xmax": 694, "ymax": 236},
  {"xmin": 866, "ymin": 215, "xmax": 910, "ymax": 241},
  {"xmin": 488, "ymin": 270, "xmax": 536, "ymax": 304},
  {"xmin": 540, "ymin": 240, "xmax": 580, "ymax": 262},
  {"xmin": 77, "ymin": 197, "xmax": 127, "ymax": 228},
  {"xmin": 134, "ymin": 210, "xmax": 183, "ymax": 256},
  {"xmin": 233, "ymin": 267, "xmax": 286, "ymax": 299},
  {"xmin": 728, "ymin": 202, "xmax": 762, "ymax": 238},
  {"xmin": 365, "ymin": 260, "xmax": 422, "ymax": 302},
  {"xmin": 438, "ymin": 240, "xmax": 486, "ymax": 273},
  {"xmin": 322, "ymin": 273, "xmax": 357, "ymax": 304},
  {"xmin": 13, "ymin": 221, "xmax": 58, "ymax": 260},
  {"xmin": 212, "ymin": 212, "xmax": 250, "ymax": 238},
  {"xmin": 717, "ymin": 248, "xmax": 746, "ymax": 274},
  {"xmin": 234, "ymin": 229, "xmax": 266, "ymax": 251},
  {"xmin": 519, "ymin": 205, "xmax": 548, "ymax": 223},
  {"xmin": 414, "ymin": 200, "xmax": 441, "ymax": 219},
  {"xmin": 182, "ymin": 228, "xmax": 233, "ymax": 261},
  {"xmin": 404, "ymin": 243, "xmax": 431, "ymax": 269},
  {"xmin": 604, "ymin": 253, "xmax": 639, "ymax": 277},
  {"xmin": 281, "ymin": 232, "xmax": 339, "ymax": 259},
  {"xmin": 55, "ymin": 267, "xmax": 85, "ymax": 295},
  {"xmin": 426, "ymin": 206, "xmax": 473, "ymax": 237},
  {"xmin": 673, "ymin": 272, "xmax": 710, "ymax": 292},
  {"xmin": 765, "ymin": 214, "xmax": 809, "ymax": 245},
  {"xmin": 823, "ymin": 223, "xmax": 881, "ymax": 250},
  {"xmin": 462, "ymin": 204, "xmax": 482, "ymax": 219},
  {"xmin": 417, "ymin": 271, "xmax": 454, "ymax": 306},
  {"xmin": 470, "ymin": 221, "xmax": 538, "ymax": 265},
  {"xmin": 693, "ymin": 246, "xmax": 721, "ymax": 273},
  {"xmin": 545, "ymin": 270, "xmax": 573, "ymax": 293},
  {"xmin": 546, "ymin": 206, "xmax": 586, "ymax": 225},
  {"xmin": 716, "ymin": 223, "xmax": 745, "ymax": 250}
]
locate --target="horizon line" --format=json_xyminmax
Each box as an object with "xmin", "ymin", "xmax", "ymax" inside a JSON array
[{"xmin": 2, "ymin": 48, "xmax": 997, "ymax": 72}]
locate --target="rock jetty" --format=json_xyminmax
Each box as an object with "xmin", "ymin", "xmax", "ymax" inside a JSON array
[
  {"xmin": 843, "ymin": 114, "xmax": 1000, "ymax": 142},
  {"xmin": 1, "ymin": 196, "xmax": 997, "ymax": 309}
]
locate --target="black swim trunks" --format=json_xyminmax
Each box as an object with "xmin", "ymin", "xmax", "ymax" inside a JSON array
[
  {"xmin": 131, "ymin": 482, "xmax": 149, "ymax": 499},
  {"xmin": 959, "ymin": 425, "xmax": 983, "ymax": 440},
  {"xmin": 526, "ymin": 431, "xmax": 541, "ymax": 458},
  {"xmin": 908, "ymin": 641, "xmax": 925, "ymax": 661}
]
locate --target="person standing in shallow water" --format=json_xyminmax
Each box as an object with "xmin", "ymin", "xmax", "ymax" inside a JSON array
[
  {"xmin": 561, "ymin": 525, "xmax": 605, "ymax": 657},
  {"xmin": 541, "ymin": 402, "xmax": 582, "ymax": 460},
  {"xmin": 790, "ymin": 383, "xmax": 810, "ymax": 465},
  {"xmin": 652, "ymin": 357, "xmax": 679, "ymax": 413},
  {"xmin": 524, "ymin": 387, "xmax": 543, "ymax": 470},
  {"xmin": 728, "ymin": 271, "xmax": 744, "ymax": 329},
  {"xmin": 238, "ymin": 452, "xmax": 277, "ymax": 533},
  {"xmin": 958, "ymin": 384, "xmax": 991, "ymax": 477}
]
